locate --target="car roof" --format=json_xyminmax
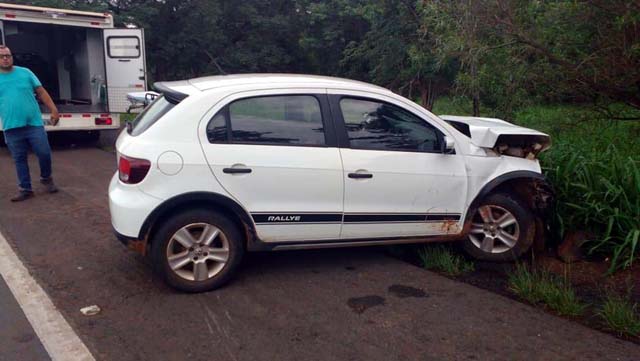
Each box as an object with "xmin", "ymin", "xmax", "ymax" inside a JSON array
[{"xmin": 159, "ymin": 73, "xmax": 393, "ymax": 95}]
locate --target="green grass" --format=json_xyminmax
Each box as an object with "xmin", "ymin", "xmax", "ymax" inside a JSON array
[
  {"xmin": 419, "ymin": 246, "xmax": 475, "ymax": 276},
  {"xmin": 598, "ymin": 293, "xmax": 640, "ymax": 337},
  {"xmin": 508, "ymin": 264, "xmax": 586, "ymax": 316},
  {"xmin": 516, "ymin": 105, "xmax": 640, "ymax": 272},
  {"xmin": 432, "ymin": 96, "xmax": 475, "ymax": 116}
]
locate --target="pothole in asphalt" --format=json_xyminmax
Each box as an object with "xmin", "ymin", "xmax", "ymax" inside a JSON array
[
  {"xmin": 347, "ymin": 295, "xmax": 385, "ymax": 314},
  {"xmin": 388, "ymin": 284, "xmax": 428, "ymax": 298}
]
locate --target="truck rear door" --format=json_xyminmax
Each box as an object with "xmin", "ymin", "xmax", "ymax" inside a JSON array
[{"xmin": 103, "ymin": 28, "xmax": 146, "ymax": 113}]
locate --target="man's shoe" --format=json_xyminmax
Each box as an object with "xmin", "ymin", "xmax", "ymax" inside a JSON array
[
  {"xmin": 10, "ymin": 191, "xmax": 34, "ymax": 202},
  {"xmin": 41, "ymin": 178, "xmax": 59, "ymax": 193}
]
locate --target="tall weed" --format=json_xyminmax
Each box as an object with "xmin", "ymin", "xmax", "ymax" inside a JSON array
[
  {"xmin": 419, "ymin": 246, "xmax": 475, "ymax": 276},
  {"xmin": 516, "ymin": 106, "xmax": 640, "ymax": 272},
  {"xmin": 598, "ymin": 292, "xmax": 640, "ymax": 337},
  {"xmin": 508, "ymin": 264, "xmax": 586, "ymax": 316}
]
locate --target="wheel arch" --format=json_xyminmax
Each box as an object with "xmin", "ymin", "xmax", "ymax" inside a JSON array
[
  {"xmin": 139, "ymin": 192, "xmax": 257, "ymax": 254},
  {"xmin": 464, "ymin": 170, "xmax": 554, "ymax": 227}
]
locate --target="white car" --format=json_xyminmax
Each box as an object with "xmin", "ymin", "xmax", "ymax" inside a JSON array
[{"xmin": 109, "ymin": 74, "xmax": 553, "ymax": 292}]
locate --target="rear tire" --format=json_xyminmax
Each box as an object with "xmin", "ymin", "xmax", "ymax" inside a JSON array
[
  {"xmin": 151, "ymin": 209, "xmax": 244, "ymax": 292},
  {"xmin": 463, "ymin": 193, "xmax": 535, "ymax": 262}
]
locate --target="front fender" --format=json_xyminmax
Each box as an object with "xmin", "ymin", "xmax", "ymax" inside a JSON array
[{"xmin": 464, "ymin": 170, "xmax": 554, "ymax": 226}]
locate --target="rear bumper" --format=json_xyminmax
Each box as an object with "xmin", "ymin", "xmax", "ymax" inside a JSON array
[
  {"xmin": 42, "ymin": 113, "xmax": 121, "ymax": 131},
  {"xmin": 114, "ymin": 228, "xmax": 133, "ymax": 246},
  {"xmin": 109, "ymin": 173, "xmax": 163, "ymax": 254},
  {"xmin": 113, "ymin": 227, "xmax": 148, "ymax": 254}
]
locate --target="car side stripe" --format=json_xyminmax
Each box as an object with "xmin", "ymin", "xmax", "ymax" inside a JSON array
[
  {"xmin": 252, "ymin": 213, "xmax": 461, "ymax": 224},
  {"xmin": 343, "ymin": 214, "xmax": 426, "ymax": 223}
]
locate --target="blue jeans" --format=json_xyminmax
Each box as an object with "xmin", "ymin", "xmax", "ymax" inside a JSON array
[{"xmin": 4, "ymin": 126, "xmax": 53, "ymax": 191}]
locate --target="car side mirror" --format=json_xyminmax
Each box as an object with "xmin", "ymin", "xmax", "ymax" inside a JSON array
[{"xmin": 442, "ymin": 135, "xmax": 455, "ymax": 154}]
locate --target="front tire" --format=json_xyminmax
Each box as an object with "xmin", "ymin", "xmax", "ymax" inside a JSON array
[
  {"xmin": 151, "ymin": 209, "xmax": 244, "ymax": 292},
  {"xmin": 463, "ymin": 193, "xmax": 535, "ymax": 262}
]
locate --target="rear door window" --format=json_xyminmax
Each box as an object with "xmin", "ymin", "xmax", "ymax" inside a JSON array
[
  {"xmin": 130, "ymin": 95, "xmax": 174, "ymax": 136},
  {"xmin": 207, "ymin": 95, "xmax": 326, "ymax": 146},
  {"xmin": 107, "ymin": 36, "xmax": 141, "ymax": 58}
]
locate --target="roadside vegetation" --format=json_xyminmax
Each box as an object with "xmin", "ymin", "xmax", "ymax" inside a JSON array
[
  {"xmin": 516, "ymin": 106, "xmax": 639, "ymax": 272},
  {"xmin": 419, "ymin": 246, "xmax": 474, "ymax": 276},
  {"xmin": 404, "ymin": 243, "xmax": 640, "ymax": 340},
  {"xmin": 507, "ymin": 264, "xmax": 640, "ymax": 337},
  {"xmin": 599, "ymin": 292, "xmax": 640, "ymax": 337},
  {"xmin": 508, "ymin": 264, "xmax": 585, "ymax": 317}
]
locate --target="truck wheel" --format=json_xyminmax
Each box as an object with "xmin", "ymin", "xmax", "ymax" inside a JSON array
[
  {"xmin": 463, "ymin": 193, "xmax": 535, "ymax": 262},
  {"xmin": 151, "ymin": 209, "xmax": 244, "ymax": 292}
]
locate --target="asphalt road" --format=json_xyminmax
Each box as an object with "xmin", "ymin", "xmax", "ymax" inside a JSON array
[
  {"xmin": 0, "ymin": 276, "xmax": 49, "ymax": 361},
  {"xmin": 0, "ymin": 137, "xmax": 639, "ymax": 361}
]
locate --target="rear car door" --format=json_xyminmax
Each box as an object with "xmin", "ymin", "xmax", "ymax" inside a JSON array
[
  {"xmin": 329, "ymin": 91, "xmax": 468, "ymax": 239},
  {"xmin": 199, "ymin": 90, "xmax": 344, "ymax": 243},
  {"xmin": 103, "ymin": 28, "xmax": 146, "ymax": 113}
]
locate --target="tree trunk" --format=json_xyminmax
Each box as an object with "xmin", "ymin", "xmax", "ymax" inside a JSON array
[
  {"xmin": 418, "ymin": 79, "xmax": 437, "ymax": 111},
  {"xmin": 420, "ymin": 85, "xmax": 432, "ymax": 111},
  {"xmin": 472, "ymin": 94, "xmax": 480, "ymax": 116},
  {"xmin": 471, "ymin": 60, "xmax": 480, "ymax": 116}
]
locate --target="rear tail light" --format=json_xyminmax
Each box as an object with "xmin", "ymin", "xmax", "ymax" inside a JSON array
[
  {"xmin": 119, "ymin": 155, "xmax": 151, "ymax": 184},
  {"xmin": 95, "ymin": 117, "xmax": 113, "ymax": 125}
]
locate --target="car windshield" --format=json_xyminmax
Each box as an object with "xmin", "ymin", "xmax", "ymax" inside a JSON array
[{"xmin": 129, "ymin": 95, "xmax": 175, "ymax": 136}]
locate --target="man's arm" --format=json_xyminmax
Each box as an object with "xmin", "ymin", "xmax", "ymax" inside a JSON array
[{"xmin": 35, "ymin": 86, "xmax": 60, "ymax": 126}]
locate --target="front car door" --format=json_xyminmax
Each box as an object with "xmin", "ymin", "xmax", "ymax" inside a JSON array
[
  {"xmin": 199, "ymin": 90, "xmax": 344, "ymax": 243},
  {"xmin": 329, "ymin": 90, "xmax": 468, "ymax": 239}
]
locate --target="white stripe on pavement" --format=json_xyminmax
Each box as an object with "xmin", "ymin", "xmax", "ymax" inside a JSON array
[{"xmin": 0, "ymin": 231, "xmax": 95, "ymax": 361}]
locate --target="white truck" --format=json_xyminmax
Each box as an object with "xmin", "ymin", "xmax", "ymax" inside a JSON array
[{"xmin": 0, "ymin": 2, "xmax": 146, "ymax": 136}]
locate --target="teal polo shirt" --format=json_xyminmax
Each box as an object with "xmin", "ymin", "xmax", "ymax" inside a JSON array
[{"xmin": 0, "ymin": 66, "xmax": 44, "ymax": 131}]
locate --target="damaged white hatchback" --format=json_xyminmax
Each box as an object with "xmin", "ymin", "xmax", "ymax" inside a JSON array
[{"xmin": 109, "ymin": 74, "xmax": 553, "ymax": 292}]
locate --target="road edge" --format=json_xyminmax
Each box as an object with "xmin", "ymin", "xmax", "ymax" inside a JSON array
[{"xmin": 0, "ymin": 230, "xmax": 95, "ymax": 361}]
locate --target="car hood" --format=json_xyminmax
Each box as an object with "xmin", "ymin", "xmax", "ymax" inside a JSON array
[{"xmin": 439, "ymin": 115, "xmax": 551, "ymax": 154}]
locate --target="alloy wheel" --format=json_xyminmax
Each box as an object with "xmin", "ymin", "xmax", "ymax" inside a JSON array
[
  {"xmin": 468, "ymin": 205, "xmax": 520, "ymax": 254},
  {"xmin": 166, "ymin": 223, "xmax": 230, "ymax": 281}
]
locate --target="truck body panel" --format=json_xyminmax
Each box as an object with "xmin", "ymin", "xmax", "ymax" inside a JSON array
[{"xmin": 0, "ymin": 3, "xmax": 146, "ymax": 132}]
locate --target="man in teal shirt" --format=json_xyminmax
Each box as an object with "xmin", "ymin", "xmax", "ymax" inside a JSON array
[{"xmin": 0, "ymin": 45, "xmax": 60, "ymax": 202}]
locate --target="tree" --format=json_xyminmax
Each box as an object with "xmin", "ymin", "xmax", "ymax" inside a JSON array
[
  {"xmin": 340, "ymin": 0, "xmax": 455, "ymax": 110},
  {"xmin": 489, "ymin": 0, "xmax": 640, "ymax": 115},
  {"xmin": 297, "ymin": 0, "xmax": 370, "ymax": 76}
]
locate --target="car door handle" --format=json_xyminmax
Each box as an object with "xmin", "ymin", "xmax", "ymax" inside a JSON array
[
  {"xmin": 348, "ymin": 172, "xmax": 373, "ymax": 179},
  {"xmin": 223, "ymin": 168, "xmax": 252, "ymax": 174}
]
